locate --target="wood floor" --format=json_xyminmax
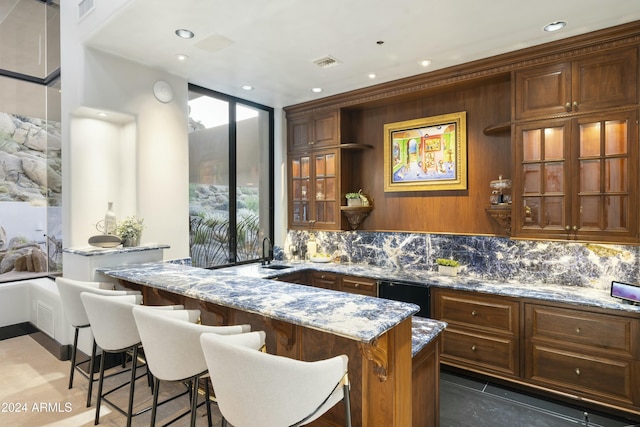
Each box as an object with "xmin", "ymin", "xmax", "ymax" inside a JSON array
[{"xmin": 0, "ymin": 335, "xmax": 222, "ymax": 427}]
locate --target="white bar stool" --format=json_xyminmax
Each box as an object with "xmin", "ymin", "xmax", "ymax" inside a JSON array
[
  {"xmin": 55, "ymin": 277, "xmax": 141, "ymax": 407},
  {"xmin": 200, "ymin": 331, "xmax": 352, "ymax": 427},
  {"xmin": 132, "ymin": 305, "xmax": 251, "ymax": 427},
  {"xmin": 80, "ymin": 292, "xmax": 148, "ymax": 427}
]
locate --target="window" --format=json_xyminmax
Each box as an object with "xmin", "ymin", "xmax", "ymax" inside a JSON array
[{"xmin": 188, "ymin": 85, "xmax": 273, "ymax": 268}]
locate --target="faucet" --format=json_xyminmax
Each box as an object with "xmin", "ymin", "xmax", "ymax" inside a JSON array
[{"xmin": 261, "ymin": 237, "xmax": 273, "ymax": 265}]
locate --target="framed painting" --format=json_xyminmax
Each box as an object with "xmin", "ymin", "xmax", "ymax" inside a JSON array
[{"xmin": 383, "ymin": 111, "xmax": 467, "ymax": 192}]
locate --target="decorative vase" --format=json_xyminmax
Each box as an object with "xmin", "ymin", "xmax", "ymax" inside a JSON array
[
  {"xmin": 438, "ymin": 265, "xmax": 458, "ymax": 276},
  {"xmin": 122, "ymin": 236, "xmax": 139, "ymax": 247},
  {"xmin": 347, "ymin": 198, "xmax": 362, "ymax": 207},
  {"xmin": 104, "ymin": 202, "xmax": 116, "ymax": 235}
]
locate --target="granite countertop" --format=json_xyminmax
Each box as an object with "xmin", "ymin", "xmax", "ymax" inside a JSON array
[
  {"xmin": 98, "ymin": 261, "xmax": 441, "ymax": 345},
  {"xmin": 63, "ymin": 243, "xmax": 170, "ymax": 257},
  {"xmin": 224, "ymin": 261, "xmax": 640, "ymax": 315}
]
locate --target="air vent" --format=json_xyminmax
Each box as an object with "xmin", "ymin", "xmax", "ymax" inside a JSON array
[
  {"xmin": 313, "ymin": 55, "xmax": 342, "ymax": 69},
  {"xmin": 78, "ymin": 0, "xmax": 95, "ymax": 20},
  {"xmin": 37, "ymin": 301, "xmax": 54, "ymax": 338}
]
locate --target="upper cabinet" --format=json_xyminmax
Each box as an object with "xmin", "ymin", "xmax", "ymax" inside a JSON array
[
  {"xmin": 512, "ymin": 110, "xmax": 638, "ymax": 242},
  {"xmin": 288, "ymin": 110, "xmax": 339, "ymax": 152},
  {"xmin": 514, "ymin": 47, "xmax": 638, "ymax": 120},
  {"xmin": 288, "ymin": 148, "xmax": 340, "ymax": 229}
]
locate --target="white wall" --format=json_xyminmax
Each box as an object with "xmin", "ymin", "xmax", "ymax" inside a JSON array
[{"xmin": 61, "ymin": 2, "xmax": 190, "ymax": 259}]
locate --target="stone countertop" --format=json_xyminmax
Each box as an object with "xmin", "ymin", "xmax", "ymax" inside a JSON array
[
  {"xmin": 223, "ymin": 261, "xmax": 640, "ymax": 315},
  {"xmin": 63, "ymin": 243, "xmax": 170, "ymax": 257},
  {"xmin": 97, "ymin": 261, "xmax": 440, "ymax": 344}
]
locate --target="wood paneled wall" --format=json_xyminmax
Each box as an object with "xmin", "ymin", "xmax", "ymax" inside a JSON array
[{"xmin": 344, "ymin": 76, "xmax": 512, "ymax": 235}]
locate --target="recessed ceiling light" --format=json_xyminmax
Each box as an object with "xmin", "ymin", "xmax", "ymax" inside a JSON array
[
  {"xmin": 419, "ymin": 59, "xmax": 432, "ymax": 67},
  {"xmin": 543, "ymin": 21, "xmax": 567, "ymax": 32},
  {"xmin": 241, "ymin": 85, "xmax": 254, "ymax": 91},
  {"xmin": 176, "ymin": 54, "xmax": 189, "ymax": 61},
  {"xmin": 311, "ymin": 87, "xmax": 323, "ymax": 93},
  {"xmin": 175, "ymin": 28, "xmax": 195, "ymax": 39},
  {"xmin": 368, "ymin": 73, "xmax": 376, "ymax": 79}
]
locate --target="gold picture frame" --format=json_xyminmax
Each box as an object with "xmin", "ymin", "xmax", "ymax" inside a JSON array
[{"xmin": 384, "ymin": 111, "xmax": 467, "ymax": 192}]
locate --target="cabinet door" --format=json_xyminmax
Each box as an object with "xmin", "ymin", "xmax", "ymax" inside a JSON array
[
  {"xmin": 312, "ymin": 149, "xmax": 340, "ymax": 229},
  {"xmin": 287, "ymin": 116, "xmax": 312, "ymax": 151},
  {"xmin": 514, "ymin": 62, "xmax": 571, "ymax": 120},
  {"xmin": 310, "ymin": 110, "xmax": 339, "ymax": 148},
  {"xmin": 572, "ymin": 47, "xmax": 638, "ymax": 113},
  {"xmin": 513, "ymin": 119, "xmax": 571, "ymax": 239},
  {"xmin": 289, "ymin": 153, "xmax": 312, "ymax": 227},
  {"xmin": 572, "ymin": 111, "xmax": 638, "ymax": 241}
]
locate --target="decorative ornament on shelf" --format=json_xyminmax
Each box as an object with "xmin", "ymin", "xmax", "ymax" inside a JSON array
[
  {"xmin": 436, "ymin": 258, "xmax": 460, "ymax": 276},
  {"xmin": 115, "ymin": 216, "xmax": 144, "ymax": 247},
  {"xmin": 489, "ymin": 175, "xmax": 512, "ymax": 205}
]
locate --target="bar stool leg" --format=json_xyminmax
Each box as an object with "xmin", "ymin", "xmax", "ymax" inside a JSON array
[
  {"xmin": 86, "ymin": 339, "xmax": 97, "ymax": 407},
  {"xmin": 150, "ymin": 377, "xmax": 160, "ymax": 427},
  {"xmin": 189, "ymin": 375, "xmax": 200, "ymax": 427},
  {"xmin": 69, "ymin": 326, "xmax": 80, "ymax": 389},
  {"xmin": 94, "ymin": 349, "xmax": 106, "ymax": 425},
  {"xmin": 125, "ymin": 346, "xmax": 138, "ymax": 427},
  {"xmin": 205, "ymin": 379, "xmax": 212, "ymax": 427}
]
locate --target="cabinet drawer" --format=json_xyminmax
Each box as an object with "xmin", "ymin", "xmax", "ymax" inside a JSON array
[
  {"xmin": 528, "ymin": 344, "xmax": 634, "ymax": 405},
  {"xmin": 527, "ymin": 305, "xmax": 637, "ymax": 356},
  {"xmin": 436, "ymin": 291, "xmax": 519, "ymax": 335},
  {"xmin": 341, "ymin": 276, "xmax": 377, "ymax": 297},
  {"xmin": 441, "ymin": 328, "xmax": 519, "ymax": 376},
  {"xmin": 311, "ymin": 272, "xmax": 338, "ymax": 290}
]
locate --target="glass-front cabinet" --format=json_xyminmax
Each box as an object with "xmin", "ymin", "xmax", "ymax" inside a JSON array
[
  {"xmin": 289, "ymin": 149, "xmax": 340, "ymax": 229},
  {"xmin": 513, "ymin": 111, "xmax": 637, "ymax": 242}
]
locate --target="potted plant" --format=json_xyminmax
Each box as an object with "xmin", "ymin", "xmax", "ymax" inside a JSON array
[
  {"xmin": 345, "ymin": 191, "xmax": 363, "ymax": 206},
  {"xmin": 115, "ymin": 216, "xmax": 144, "ymax": 247},
  {"xmin": 345, "ymin": 189, "xmax": 370, "ymax": 207},
  {"xmin": 436, "ymin": 258, "xmax": 460, "ymax": 276}
]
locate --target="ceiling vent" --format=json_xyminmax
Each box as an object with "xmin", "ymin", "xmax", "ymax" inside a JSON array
[
  {"xmin": 313, "ymin": 55, "xmax": 342, "ymax": 69},
  {"xmin": 78, "ymin": 0, "xmax": 94, "ymax": 20}
]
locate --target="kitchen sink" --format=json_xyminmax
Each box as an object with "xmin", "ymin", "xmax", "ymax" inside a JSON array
[{"xmin": 261, "ymin": 264, "xmax": 293, "ymax": 270}]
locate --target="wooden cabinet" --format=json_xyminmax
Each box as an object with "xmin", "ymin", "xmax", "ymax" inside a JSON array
[
  {"xmin": 289, "ymin": 148, "xmax": 341, "ymax": 229},
  {"xmin": 340, "ymin": 275, "xmax": 378, "ymax": 297},
  {"xmin": 525, "ymin": 303, "xmax": 640, "ymax": 411},
  {"xmin": 514, "ymin": 47, "xmax": 638, "ymax": 120},
  {"xmin": 432, "ymin": 288, "xmax": 520, "ymax": 377},
  {"xmin": 287, "ymin": 110, "xmax": 339, "ymax": 152},
  {"xmin": 512, "ymin": 110, "xmax": 638, "ymax": 242}
]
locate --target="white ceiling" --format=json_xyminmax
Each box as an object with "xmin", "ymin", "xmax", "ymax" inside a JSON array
[{"xmin": 84, "ymin": 0, "xmax": 640, "ymax": 109}]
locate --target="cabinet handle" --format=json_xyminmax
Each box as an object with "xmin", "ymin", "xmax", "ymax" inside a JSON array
[
  {"xmin": 309, "ymin": 141, "xmax": 315, "ymax": 145},
  {"xmin": 354, "ymin": 283, "xmax": 360, "ymax": 287},
  {"xmin": 573, "ymin": 101, "xmax": 578, "ymax": 110},
  {"xmin": 575, "ymin": 327, "xmax": 581, "ymax": 334},
  {"xmin": 565, "ymin": 102, "xmax": 572, "ymax": 111},
  {"xmin": 471, "ymin": 345, "xmax": 477, "ymax": 352},
  {"xmin": 575, "ymin": 368, "xmax": 581, "ymax": 376},
  {"xmin": 572, "ymin": 225, "xmax": 577, "ymax": 231},
  {"xmin": 565, "ymin": 225, "xmax": 570, "ymax": 231},
  {"xmin": 471, "ymin": 310, "xmax": 477, "ymax": 316}
]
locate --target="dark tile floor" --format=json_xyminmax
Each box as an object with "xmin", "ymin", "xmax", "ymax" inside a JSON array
[{"xmin": 440, "ymin": 369, "xmax": 639, "ymax": 427}]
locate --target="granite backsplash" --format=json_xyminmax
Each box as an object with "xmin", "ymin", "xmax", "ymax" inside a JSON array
[{"xmin": 280, "ymin": 231, "xmax": 638, "ymax": 291}]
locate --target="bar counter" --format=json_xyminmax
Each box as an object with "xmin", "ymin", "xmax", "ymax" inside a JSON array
[{"xmin": 99, "ymin": 261, "xmax": 446, "ymax": 427}]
